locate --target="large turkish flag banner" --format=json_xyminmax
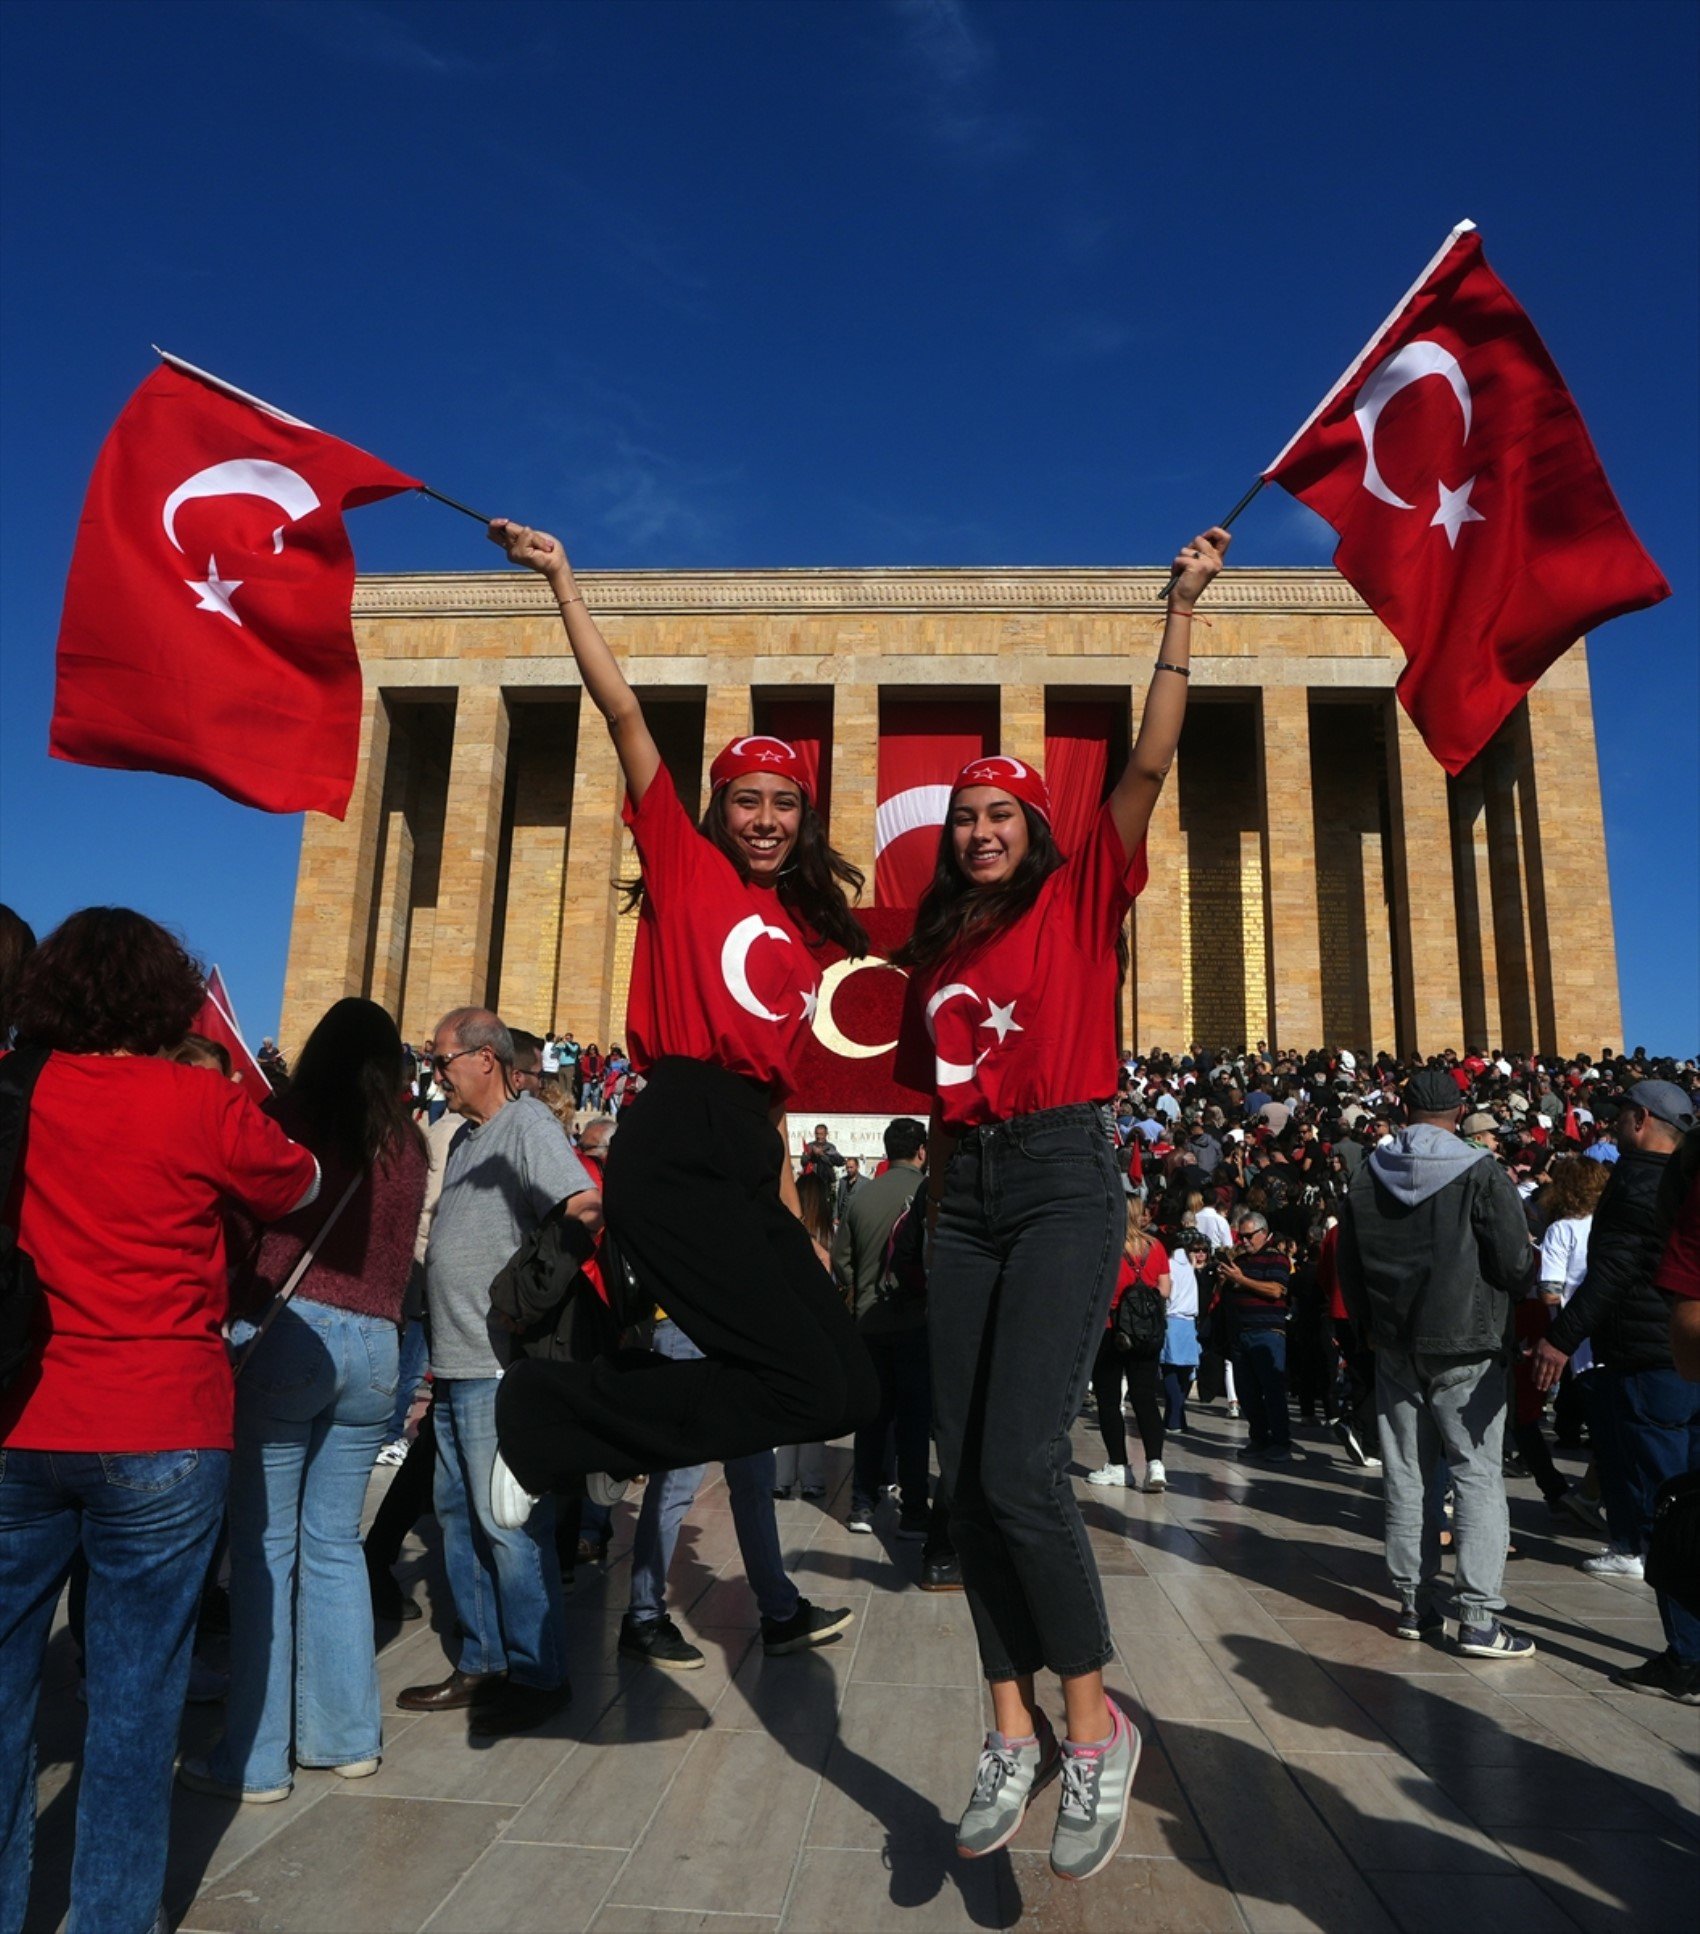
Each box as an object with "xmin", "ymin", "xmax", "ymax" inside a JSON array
[
  {"xmin": 51, "ymin": 360, "xmax": 419, "ymax": 816},
  {"xmin": 875, "ymin": 700, "xmax": 995, "ymax": 907},
  {"xmin": 1264, "ymin": 224, "xmax": 1668, "ymax": 773},
  {"xmin": 789, "ymin": 908, "xmax": 931, "ymax": 1114}
]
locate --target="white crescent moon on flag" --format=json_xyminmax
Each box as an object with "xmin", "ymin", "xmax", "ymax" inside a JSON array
[
  {"xmin": 812, "ymin": 956, "xmax": 905, "ymax": 1059},
  {"xmin": 875, "ymin": 784, "xmax": 955, "ymax": 857},
  {"xmin": 925, "ymin": 981, "xmax": 988, "ymax": 1087},
  {"xmin": 1354, "ymin": 340, "xmax": 1473, "ymax": 510},
  {"xmin": 720, "ymin": 913, "xmax": 792, "ymax": 1023},
  {"xmin": 162, "ymin": 459, "xmax": 322, "ymax": 556}
]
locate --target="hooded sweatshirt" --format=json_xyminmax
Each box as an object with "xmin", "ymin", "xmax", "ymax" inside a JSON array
[{"xmin": 1336, "ymin": 1123, "xmax": 1535, "ymax": 1356}]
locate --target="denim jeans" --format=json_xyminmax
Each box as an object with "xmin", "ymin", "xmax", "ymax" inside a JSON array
[
  {"xmin": 628, "ymin": 1322, "xmax": 799, "ymax": 1627},
  {"xmin": 852, "ymin": 1325, "xmax": 932, "ymax": 1514},
  {"xmin": 1376, "ymin": 1347, "xmax": 1509, "ymax": 1626},
  {"xmin": 211, "ymin": 1300, "xmax": 398, "ymax": 1791},
  {"xmin": 929, "ymin": 1104, "xmax": 1123, "ymax": 1681},
  {"xmin": 435, "ymin": 1377, "xmax": 565, "ymax": 1687},
  {"xmin": 1232, "ymin": 1326, "xmax": 1291, "ymax": 1449},
  {"xmin": 1591, "ymin": 1364, "xmax": 1700, "ymax": 1661},
  {"xmin": 385, "ymin": 1314, "xmax": 430, "ymax": 1443},
  {"xmin": 0, "ymin": 1445, "xmax": 228, "ymax": 1934}
]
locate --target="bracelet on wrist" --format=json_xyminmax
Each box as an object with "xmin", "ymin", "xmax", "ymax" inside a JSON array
[{"xmin": 1155, "ymin": 660, "xmax": 1191, "ymax": 678}]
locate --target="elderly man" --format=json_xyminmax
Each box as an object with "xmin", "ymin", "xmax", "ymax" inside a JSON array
[
  {"xmin": 397, "ymin": 1008, "xmax": 600, "ymax": 1736},
  {"xmin": 1338, "ymin": 1068, "xmax": 1536, "ymax": 1659}
]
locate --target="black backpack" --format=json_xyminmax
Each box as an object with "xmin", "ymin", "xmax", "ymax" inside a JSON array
[
  {"xmin": 0, "ymin": 1047, "xmax": 52, "ymax": 1391},
  {"xmin": 1113, "ymin": 1277, "xmax": 1166, "ymax": 1358}
]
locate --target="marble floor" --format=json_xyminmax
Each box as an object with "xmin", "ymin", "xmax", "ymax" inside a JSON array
[{"xmin": 21, "ymin": 1400, "xmax": 1699, "ymax": 1933}]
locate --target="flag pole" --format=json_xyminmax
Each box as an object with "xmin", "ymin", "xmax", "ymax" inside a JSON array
[
  {"xmin": 418, "ymin": 484, "xmax": 496, "ymax": 526},
  {"xmin": 1153, "ymin": 476, "xmax": 1269, "ymax": 607}
]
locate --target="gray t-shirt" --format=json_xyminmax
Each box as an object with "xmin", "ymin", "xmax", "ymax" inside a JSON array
[{"xmin": 425, "ymin": 1095, "xmax": 594, "ymax": 1380}]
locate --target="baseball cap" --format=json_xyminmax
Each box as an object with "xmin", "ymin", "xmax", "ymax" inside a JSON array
[
  {"xmin": 1612, "ymin": 1079, "xmax": 1697, "ymax": 1131},
  {"xmin": 1405, "ymin": 1068, "xmax": 1464, "ymax": 1114},
  {"xmin": 1460, "ymin": 1111, "xmax": 1499, "ymax": 1137}
]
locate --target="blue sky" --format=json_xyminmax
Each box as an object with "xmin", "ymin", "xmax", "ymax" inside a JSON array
[{"xmin": 1, "ymin": 0, "xmax": 1695, "ymax": 1050}]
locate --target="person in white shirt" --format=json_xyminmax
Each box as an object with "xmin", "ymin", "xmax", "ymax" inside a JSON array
[{"xmin": 1161, "ymin": 1234, "xmax": 1205, "ymax": 1430}]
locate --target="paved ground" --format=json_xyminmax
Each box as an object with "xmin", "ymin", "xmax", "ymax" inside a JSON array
[{"xmin": 24, "ymin": 1400, "xmax": 1699, "ymax": 1933}]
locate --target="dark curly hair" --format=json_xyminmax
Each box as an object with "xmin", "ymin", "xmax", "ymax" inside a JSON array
[{"xmin": 11, "ymin": 907, "xmax": 205, "ymax": 1054}]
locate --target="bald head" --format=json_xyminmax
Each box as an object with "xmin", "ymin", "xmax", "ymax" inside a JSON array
[{"xmin": 433, "ymin": 1008, "xmax": 515, "ymax": 1123}]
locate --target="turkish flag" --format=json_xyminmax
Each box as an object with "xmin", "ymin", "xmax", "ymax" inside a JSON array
[
  {"xmin": 788, "ymin": 908, "xmax": 931, "ymax": 1114},
  {"xmin": 190, "ymin": 965, "xmax": 273, "ymax": 1105},
  {"xmin": 50, "ymin": 359, "xmax": 419, "ymax": 815},
  {"xmin": 1264, "ymin": 224, "xmax": 1669, "ymax": 773},
  {"xmin": 876, "ymin": 700, "xmax": 995, "ymax": 907}
]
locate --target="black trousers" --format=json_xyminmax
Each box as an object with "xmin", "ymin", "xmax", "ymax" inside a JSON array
[
  {"xmin": 497, "ymin": 1058, "xmax": 878, "ymax": 1489},
  {"xmin": 1092, "ymin": 1335, "xmax": 1165, "ymax": 1466}
]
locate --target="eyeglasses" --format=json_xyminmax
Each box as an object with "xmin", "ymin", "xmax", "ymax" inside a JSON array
[{"xmin": 432, "ymin": 1048, "xmax": 485, "ymax": 1074}]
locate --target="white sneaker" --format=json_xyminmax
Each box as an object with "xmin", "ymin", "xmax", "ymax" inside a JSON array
[
  {"xmin": 374, "ymin": 1438, "xmax": 409, "ymax": 1467},
  {"xmin": 1226, "ymin": 1401, "xmax": 1241, "ymax": 1419},
  {"xmin": 489, "ymin": 1450, "xmax": 541, "ymax": 1529},
  {"xmin": 1142, "ymin": 1460, "xmax": 1167, "ymax": 1493},
  {"xmin": 1085, "ymin": 1463, "xmax": 1129, "ymax": 1488},
  {"xmin": 1581, "ymin": 1546, "xmax": 1645, "ymax": 1580},
  {"xmin": 585, "ymin": 1472, "xmax": 630, "ymax": 1509}
]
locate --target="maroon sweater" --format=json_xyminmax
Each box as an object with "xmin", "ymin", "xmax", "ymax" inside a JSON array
[{"xmin": 241, "ymin": 1099, "xmax": 428, "ymax": 1323}]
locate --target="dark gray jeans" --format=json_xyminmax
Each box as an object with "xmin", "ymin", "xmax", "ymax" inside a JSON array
[{"xmin": 929, "ymin": 1105, "xmax": 1123, "ymax": 1681}]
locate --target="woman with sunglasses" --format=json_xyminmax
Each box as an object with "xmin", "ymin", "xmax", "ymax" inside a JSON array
[
  {"xmin": 483, "ymin": 520, "xmax": 878, "ymax": 1542},
  {"xmin": 892, "ymin": 526, "xmax": 1228, "ymax": 1884}
]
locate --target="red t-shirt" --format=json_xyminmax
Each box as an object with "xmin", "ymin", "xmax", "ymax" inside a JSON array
[
  {"xmin": 1, "ymin": 1054, "xmax": 319, "ymax": 1452},
  {"xmin": 622, "ymin": 765, "xmax": 822, "ymax": 1101},
  {"xmin": 895, "ymin": 804, "xmax": 1148, "ymax": 1132},
  {"xmin": 1654, "ymin": 1172, "xmax": 1700, "ymax": 1302}
]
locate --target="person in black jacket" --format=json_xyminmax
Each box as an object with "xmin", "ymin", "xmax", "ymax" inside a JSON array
[
  {"xmin": 1531, "ymin": 1080, "xmax": 1700, "ymax": 1703},
  {"xmin": 1337, "ymin": 1068, "xmax": 1536, "ymax": 1660}
]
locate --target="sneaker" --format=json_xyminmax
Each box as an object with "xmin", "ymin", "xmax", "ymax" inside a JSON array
[
  {"xmin": 177, "ymin": 1757, "xmax": 292, "ymax": 1804},
  {"xmin": 618, "ymin": 1613, "xmax": 705, "ymax": 1672},
  {"xmin": 919, "ymin": 1553, "xmax": 965, "ymax": 1593},
  {"xmin": 955, "ymin": 1717, "xmax": 1061, "ymax": 1858},
  {"xmin": 1331, "ymin": 1416, "xmax": 1372, "ymax": 1467},
  {"xmin": 1609, "ymin": 1650, "xmax": 1700, "ymax": 1705},
  {"xmin": 1559, "ymin": 1488, "xmax": 1608, "ymax": 1535},
  {"xmin": 489, "ymin": 1449, "xmax": 541, "ymax": 1530},
  {"xmin": 801, "ymin": 1486, "xmax": 827, "ymax": 1501},
  {"xmin": 333, "ymin": 1757, "xmax": 381, "ymax": 1779},
  {"xmin": 772, "ymin": 1485, "xmax": 795, "ymax": 1501},
  {"xmin": 1235, "ymin": 1443, "xmax": 1270, "ymax": 1462},
  {"xmin": 1455, "ymin": 1621, "xmax": 1536, "ymax": 1659},
  {"xmin": 896, "ymin": 1508, "xmax": 931, "ymax": 1541},
  {"xmin": 1581, "ymin": 1546, "xmax": 1645, "ymax": 1580},
  {"xmin": 374, "ymin": 1437, "xmax": 409, "ymax": 1467},
  {"xmin": 1362, "ymin": 1454, "xmax": 1384, "ymax": 1469},
  {"xmin": 761, "ymin": 1598, "xmax": 854, "ymax": 1656},
  {"xmin": 1085, "ymin": 1463, "xmax": 1129, "ymax": 1487},
  {"xmin": 1226, "ymin": 1400, "xmax": 1241, "ymax": 1419},
  {"xmin": 468, "ymin": 1679, "xmax": 572, "ymax": 1737},
  {"xmin": 1051, "ymin": 1703, "xmax": 1142, "ymax": 1882},
  {"xmin": 585, "ymin": 1472, "xmax": 629, "ymax": 1510},
  {"xmin": 847, "ymin": 1505, "xmax": 875, "ymax": 1534},
  {"xmin": 1142, "ymin": 1460, "xmax": 1167, "ymax": 1493},
  {"xmin": 1395, "ymin": 1606, "xmax": 1444, "ymax": 1641}
]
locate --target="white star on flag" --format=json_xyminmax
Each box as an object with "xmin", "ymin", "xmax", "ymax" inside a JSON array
[
  {"xmin": 979, "ymin": 999, "xmax": 1023, "ymax": 1043},
  {"xmin": 799, "ymin": 988, "xmax": 818, "ymax": 1023},
  {"xmin": 1431, "ymin": 477, "xmax": 1486, "ymax": 549},
  {"xmin": 189, "ymin": 556, "xmax": 244, "ymax": 624}
]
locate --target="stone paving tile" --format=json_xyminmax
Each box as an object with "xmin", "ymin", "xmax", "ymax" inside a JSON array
[
  {"xmin": 1494, "ymin": 1827, "xmax": 1700, "ymax": 1934},
  {"xmin": 1003, "ymin": 1853, "xmax": 1248, "ymax": 1932},
  {"xmin": 781, "ymin": 1836, "xmax": 1010, "ymax": 1933},
  {"xmin": 1363, "ymin": 1870, "xmax": 1585, "ymax": 1933},
  {"xmin": 1281, "ymin": 1751, "xmax": 1517, "ymax": 1874},
  {"xmin": 422, "ymin": 1842, "xmax": 627, "ymax": 1932},
  {"xmin": 595, "ymin": 1910, "xmax": 779, "ymax": 1933},
  {"xmin": 807, "ymin": 1681, "xmax": 981, "ymax": 1853}
]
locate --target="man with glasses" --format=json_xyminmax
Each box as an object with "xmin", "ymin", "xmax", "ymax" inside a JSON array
[{"xmin": 397, "ymin": 1009, "xmax": 600, "ymax": 1735}]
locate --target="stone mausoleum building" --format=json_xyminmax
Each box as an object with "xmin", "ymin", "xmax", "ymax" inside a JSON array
[{"xmin": 279, "ymin": 565, "xmax": 1622, "ymax": 1060}]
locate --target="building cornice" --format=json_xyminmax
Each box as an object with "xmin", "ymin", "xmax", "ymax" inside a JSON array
[{"xmin": 352, "ymin": 565, "xmax": 1373, "ymax": 619}]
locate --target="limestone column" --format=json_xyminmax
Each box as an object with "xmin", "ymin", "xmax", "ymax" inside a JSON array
[
  {"xmin": 831, "ymin": 678, "xmax": 880, "ymax": 891},
  {"xmin": 700, "ymin": 686, "xmax": 753, "ymax": 815},
  {"xmin": 1000, "ymin": 683, "xmax": 1046, "ymax": 772},
  {"xmin": 1361, "ymin": 829, "xmax": 1396, "ymax": 1054},
  {"xmin": 367, "ymin": 726, "xmax": 414, "ymax": 1023},
  {"xmin": 494, "ymin": 713, "xmax": 574, "ymax": 1033},
  {"xmin": 1134, "ymin": 767, "xmax": 1186, "ymax": 1050},
  {"xmin": 1258, "ymin": 685, "xmax": 1323, "ymax": 1049},
  {"xmin": 1386, "ymin": 705, "xmax": 1466, "ymax": 1057},
  {"xmin": 419, "ymin": 685, "xmax": 511, "ymax": 1027},
  {"xmin": 1450, "ymin": 759, "xmax": 1503, "ymax": 1051},
  {"xmin": 279, "ymin": 686, "xmax": 391, "ymax": 1053},
  {"xmin": 557, "ymin": 701, "xmax": 625, "ymax": 1043}
]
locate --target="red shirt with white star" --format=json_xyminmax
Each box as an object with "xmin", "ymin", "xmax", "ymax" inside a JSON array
[
  {"xmin": 894, "ymin": 802, "xmax": 1148, "ymax": 1131},
  {"xmin": 622, "ymin": 765, "xmax": 821, "ymax": 1101}
]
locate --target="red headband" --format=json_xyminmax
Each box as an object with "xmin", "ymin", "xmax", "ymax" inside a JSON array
[
  {"xmin": 950, "ymin": 754, "xmax": 1053, "ymax": 825},
  {"xmin": 709, "ymin": 735, "xmax": 811, "ymax": 800}
]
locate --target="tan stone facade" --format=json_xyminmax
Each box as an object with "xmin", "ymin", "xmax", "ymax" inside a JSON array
[{"xmin": 280, "ymin": 567, "xmax": 1623, "ymax": 1059}]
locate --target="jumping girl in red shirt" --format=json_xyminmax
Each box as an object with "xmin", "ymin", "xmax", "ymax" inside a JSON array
[
  {"xmin": 892, "ymin": 526, "xmax": 1228, "ymax": 1882},
  {"xmin": 484, "ymin": 521, "xmax": 878, "ymax": 1520}
]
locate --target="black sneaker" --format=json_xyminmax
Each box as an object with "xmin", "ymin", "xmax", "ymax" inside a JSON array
[
  {"xmin": 1610, "ymin": 1650, "xmax": 1700, "ymax": 1705},
  {"xmin": 919, "ymin": 1553, "xmax": 964, "ymax": 1593},
  {"xmin": 847, "ymin": 1505, "xmax": 875, "ymax": 1535},
  {"xmin": 896, "ymin": 1507, "xmax": 931, "ymax": 1541},
  {"xmin": 761, "ymin": 1598, "xmax": 855, "ymax": 1656},
  {"xmin": 1394, "ymin": 1605, "xmax": 1444, "ymax": 1641},
  {"xmin": 618, "ymin": 1614, "xmax": 705, "ymax": 1672}
]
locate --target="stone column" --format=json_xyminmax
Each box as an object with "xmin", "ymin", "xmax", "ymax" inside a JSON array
[
  {"xmin": 558, "ymin": 701, "xmax": 625, "ymax": 1043},
  {"xmin": 367, "ymin": 725, "xmax": 414, "ymax": 1023},
  {"xmin": 1386, "ymin": 705, "xmax": 1465, "ymax": 1057},
  {"xmin": 1257, "ymin": 685, "xmax": 1323, "ymax": 1050},
  {"xmin": 1134, "ymin": 768, "xmax": 1186, "ymax": 1051},
  {"xmin": 419, "ymin": 685, "xmax": 510, "ymax": 1028},
  {"xmin": 495, "ymin": 712, "xmax": 575, "ymax": 1033},
  {"xmin": 1000, "ymin": 683, "xmax": 1046, "ymax": 772},
  {"xmin": 831, "ymin": 679, "xmax": 880, "ymax": 890},
  {"xmin": 700, "ymin": 686, "xmax": 754, "ymax": 816},
  {"xmin": 279, "ymin": 685, "xmax": 391, "ymax": 1053}
]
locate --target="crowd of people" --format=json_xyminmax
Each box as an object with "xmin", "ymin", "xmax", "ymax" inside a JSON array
[{"xmin": 2, "ymin": 509, "xmax": 1696, "ymax": 1934}]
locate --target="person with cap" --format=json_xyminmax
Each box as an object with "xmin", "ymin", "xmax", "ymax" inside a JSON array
[
  {"xmin": 891, "ymin": 524, "xmax": 1230, "ymax": 1884},
  {"xmin": 1530, "ymin": 1080, "xmax": 1700, "ymax": 1700},
  {"xmin": 480, "ymin": 518, "xmax": 878, "ymax": 1536},
  {"xmin": 1336, "ymin": 1066, "xmax": 1538, "ymax": 1659}
]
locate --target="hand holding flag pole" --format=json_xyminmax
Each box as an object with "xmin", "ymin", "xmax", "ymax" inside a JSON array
[{"xmin": 1154, "ymin": 476, "xmax": 1266, "ymax": 607}]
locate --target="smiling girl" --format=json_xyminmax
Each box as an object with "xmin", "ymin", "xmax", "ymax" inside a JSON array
[
  {"xmin": 892, "ymin": 525, "xmax": 1228, "ymax": 1883},
  {"xmin": 484, "ymin": 520, "xmax": 878, "ymax": 1537}
]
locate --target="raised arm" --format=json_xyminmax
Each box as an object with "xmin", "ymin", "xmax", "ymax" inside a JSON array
[
  {"xmin": 1106, "ymin": 527, "xmax": 1231, "ymax": 861},
  {"xmin": 489, "ymin": 520, "xmax": 662, "ymax": 803}
]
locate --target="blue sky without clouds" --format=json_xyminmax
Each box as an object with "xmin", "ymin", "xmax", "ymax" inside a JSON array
[{"xmin": 1, "ymin": 0, "xmax": 1694, "ymax": 1049}]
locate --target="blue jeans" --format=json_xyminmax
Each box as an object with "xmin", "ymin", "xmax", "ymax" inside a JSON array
[
  {"xmin": 212, "ymin": 1301, "xmax": 399, "ymax": 1791},
  {"xmin": 628, "ymin": 1322, "xmax": 799, "ymax": 1627},
  {"xmin": 0, "ymin": 1445, "xmax": 228, "ymax": 1934},
  {"xmin": 1233, "ymin": 1327, "xmax": 1291, "ymax": 1449},
  {"xmin": 435, "ymin": 1378, "xmax": 565, "ymax": 1687},
  {"xmin": 1594, "ymin": 1364, "xmax": 1700, "ymax": 1662},
  {"xmin": 385, "ymin": 1313, "xmax": 430, "ymax": 1443}
]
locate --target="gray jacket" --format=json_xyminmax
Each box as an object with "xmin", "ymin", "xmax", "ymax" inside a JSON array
[{"xmin": 1337, "ymin": 1125, "xmax": 1535, "ymax": 1357}]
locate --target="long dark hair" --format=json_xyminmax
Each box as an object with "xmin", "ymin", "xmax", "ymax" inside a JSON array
[
  {"xmin": 623, "ymin": 792, "xmax": 869, "ymax": 958},
  {"xmin": 894, "ymin": 803, "xmax": 1130, "ymax": 979},
  {"xmin": 287, "ymin": 998, "xmax": 427, "ymax": 1171}
]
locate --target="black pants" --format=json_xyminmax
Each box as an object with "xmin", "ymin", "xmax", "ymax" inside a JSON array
[
  {"xmin": 497, "ymin": 1059, "xmax": 878, "ymax": 1488},
  {"xmin": 365, "ymin": 1399, "xmax": 437, "ymax": 1570},
  {"xmin": 1092, "ymin": 1335, "xmax": 1164, "ymax": 1466},
  {"xmin": 853, "ymin": 1324, "xmax": 933, "ymax": 1513}
]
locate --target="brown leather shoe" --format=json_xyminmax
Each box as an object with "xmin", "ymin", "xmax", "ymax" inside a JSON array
[
  {"xmin": 396, "ymin": 1668, "xmax": 503, "ymax": 1713},
  {"xmin": 468, "ymin": 1679, "xmax": 572, "ymax": 1737}
]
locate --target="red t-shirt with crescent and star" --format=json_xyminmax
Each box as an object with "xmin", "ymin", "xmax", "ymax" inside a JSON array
[
  {"xmin": 622, "ymin": 765, "xmax": 822, "ymax": 1101},
  {"xmin": 894, "ymin": 802, "xmax": 1148, "ymax": 1132}
]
